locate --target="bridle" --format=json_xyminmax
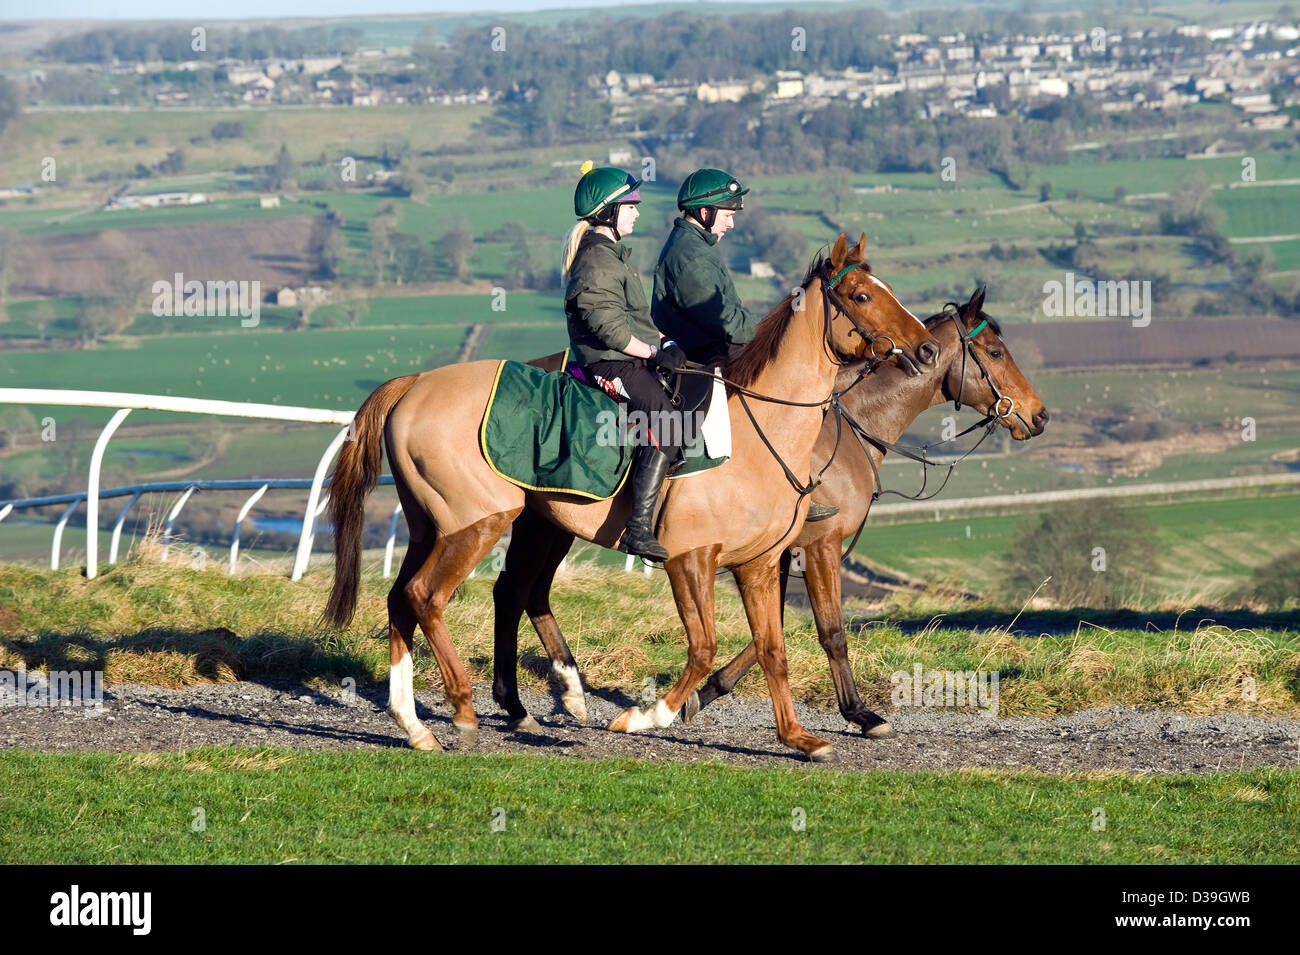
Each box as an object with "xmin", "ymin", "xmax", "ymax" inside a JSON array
[{"xmin": 831, "ymin": 300, "xmax": 1031, "ymax": 562}]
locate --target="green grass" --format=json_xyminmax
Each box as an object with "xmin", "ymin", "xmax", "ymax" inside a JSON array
[
  {"xmin": 0, "ymin": 325, "xmax": 467, "ymax": 421},
  {"xmin": 0, "ymin": 105, "xmax": 495, "ymax": 185},
  {"xmin": 1, "ymin": 559, "xmax": 1296, "ymax": 717},
  {"xmin": 863, "ymin": 492, "xmax": 1300, "ymax": 601},
  {"xmin": 3, "ymin": 198, "xmax": 312, "ymax": 237},
  {"xmin": 1215, "ymin": 185, "xmax": 1300, "ymax": 239},
  {"xmin": 0, "ymin": 749, "xmax": 1295, "ymax": 863}
]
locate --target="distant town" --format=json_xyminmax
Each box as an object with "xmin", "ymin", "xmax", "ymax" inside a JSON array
[{"xmin": 12, "ymin": 18, "xmax": 1299, "ymax": 131}]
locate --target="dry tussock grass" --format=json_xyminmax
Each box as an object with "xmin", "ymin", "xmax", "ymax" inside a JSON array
[
  {"xmin": 972, "ymin": 629, "xmax": 1033, "ymax": 667},
  {"xmin": 1231, "ymin": 786, "xmax": 1268, "ymax": 803}
]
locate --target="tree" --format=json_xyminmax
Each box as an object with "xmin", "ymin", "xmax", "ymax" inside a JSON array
[
  {"xmin": 0, "ymin": 227, "xmax": 16, "ymax": 323},
  {"xmin": 436, "ymin": 225, "xmax": 474, "ymax": 282},
  {"xmin": 264, "ymin": 143, "xmax": 296, "ymax": 192},
  {"xmin": 0, "ymin": 76, "xmax": 20, "ymax": 137},
  {"xmin": 392, "ymin": 157, "xmax": 427, "ymax": 200},
  {"xmin": 816, "ymin": 166, "xmax": 854, "ymax": 217},
  {"xmin": 505, "ymin": 234, "xmax": 533, "ymax": 289},
  {"xmin": 367, "ymin": 203, "xmax": 399, "ymax": 284},
  {"xmin": 1000, "ymin": 501, "xmax": 1161, "ymax": 609},
  {"xmin": 310, "ymin": 216, "xmax": 348, "ymax": 279}
]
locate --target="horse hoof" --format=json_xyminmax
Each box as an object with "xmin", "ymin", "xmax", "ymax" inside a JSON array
[
  {"xmin": 409, "ymin": 730, "xmax": 441, "ymax": 752},
  {"xmin": 681, "ymin": 691, "xmax": 700, "ymax": 724},
  {"xmin": 608, "ymin": 708, "xmax": 635, "ymax": 733},
  {"xmin": 508, "ymin": 714, "xmax": 541, "ymax": 733},
  {"xmin": 453, "ymin": 723, "xmax": 478, "ymax": 749},
  {"xmin": 808, "ymin": 744, "xmax": 835, "ymax": 763},
  {"xmin": 562, "ymin": 694, "xmax": 587, "ymax": 723},
  {"xmin": 862, "ymin": 720, "xmax": 896, "ymax": 739}
]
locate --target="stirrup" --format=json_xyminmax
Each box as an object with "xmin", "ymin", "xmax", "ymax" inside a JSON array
[{"xmin": 806, "ymin": 502, "xmax": 839, "ymax": 523}]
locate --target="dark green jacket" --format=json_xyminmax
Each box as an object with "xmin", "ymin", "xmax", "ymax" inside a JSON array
[
  {"xmin": 564, "ymin": 232, "xmax": 657, "ymax": 367},
  {"xmin": 652, "ymin": 217, "xmax": 757, "ymax": 362}
]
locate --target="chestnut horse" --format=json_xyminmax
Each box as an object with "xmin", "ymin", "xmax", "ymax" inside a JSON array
[
  {"xmin": 493, "ymin": 287, "xmax": 1047, "ymax": 740},
  {"xmin": 324, "ymin": 234, "xmax": 941, "ymax": 761}
]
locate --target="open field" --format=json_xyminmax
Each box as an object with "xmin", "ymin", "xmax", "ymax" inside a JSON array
[{"xmin": 860, "ymin": 491, "xmax": 1300, "ymax": 601}]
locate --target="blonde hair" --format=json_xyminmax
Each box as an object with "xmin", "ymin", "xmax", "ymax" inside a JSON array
[{"xmin": 560, "ymin": 219, "xmax": 590, "ymax": 283}]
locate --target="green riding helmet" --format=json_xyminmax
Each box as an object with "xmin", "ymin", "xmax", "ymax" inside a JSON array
[
  {"xmin": 677, "ymin": 168, "xmax": 748, "ymax": 211},
  {"xmin": 574, "ymin": 161, "xmax": 642, "ymax": 219}
]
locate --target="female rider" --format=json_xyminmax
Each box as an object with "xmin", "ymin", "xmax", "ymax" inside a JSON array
[{"xmin": 562, "ymin": 162, "xmax": 686, "ymax": 562}]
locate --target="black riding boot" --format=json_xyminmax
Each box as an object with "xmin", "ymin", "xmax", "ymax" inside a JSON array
[{"xmin": 618, "ymin": 446, "xmax": 671, "ymax": 562}]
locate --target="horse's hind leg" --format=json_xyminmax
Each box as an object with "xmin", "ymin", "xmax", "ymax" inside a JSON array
[
  {"xmin": 491, "ymin": 511, "xmax": 581, "ymax": 729},
  {"xmin": 388, "ymin": 536, "xmax": 440, "ymax": 750},
  {"xmin": 406, "ymin": 508, "xmax": 522, "ymax": 748},
  {"xmin": 525, "ymin": 522, "xmax": 585, "ymax": 721}
]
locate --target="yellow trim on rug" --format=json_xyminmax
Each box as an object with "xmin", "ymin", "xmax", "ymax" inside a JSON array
[{"xmin": 478, "ymin": 358, "xmax": 634, "ymax": 502}]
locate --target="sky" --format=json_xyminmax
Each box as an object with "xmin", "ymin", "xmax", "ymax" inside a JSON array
[{"xmin": 0, "ymin": 0, "xmax": 722, "ymax": 21}]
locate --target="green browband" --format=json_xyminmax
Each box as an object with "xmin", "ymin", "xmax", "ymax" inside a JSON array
[
  {"xmin": 827, "ymin": 264, "xmax": 857, "ymax": 288},
  {"xmin": 966, "ymin": 318, "xmax": 988, "ymax": 339}
]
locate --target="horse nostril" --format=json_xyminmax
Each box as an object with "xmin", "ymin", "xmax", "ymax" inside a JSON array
[
  {"xmin": 917, "ymin": 342, "xmax": 939, "ymax": 366},
  {"xmin": 1035, "ymin": 409, "xmax": 1050, "ymax": 426}
]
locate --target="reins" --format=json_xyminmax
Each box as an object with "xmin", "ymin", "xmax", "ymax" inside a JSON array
[{"xmin": 669, "ymin": 261, "xmax": 893, "ymax": 566}]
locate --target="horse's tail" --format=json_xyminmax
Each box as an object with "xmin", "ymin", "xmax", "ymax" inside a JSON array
[{"xmin": 324, "ymin": 374, "xmax": 420, "ymax": 629}]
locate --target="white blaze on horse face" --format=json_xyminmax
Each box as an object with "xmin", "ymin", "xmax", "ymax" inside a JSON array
[{"xmin": 867, "ymin": 274, "xmax": 926, "ymax": 331}]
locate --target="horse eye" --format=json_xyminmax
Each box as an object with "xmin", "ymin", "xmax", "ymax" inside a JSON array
[
  {"xmin": 988, "ymin": 349, "xmax": 1003, "ymax": 360},
  {"xmin": 855, "ymin": 292, "xmax": 871, "ymax": 303}
]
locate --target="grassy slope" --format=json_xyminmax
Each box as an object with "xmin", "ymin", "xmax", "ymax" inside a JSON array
[
  {"xmin": 863, "ymin": 492, "xmax": 1300, "ymax": 600},
  {"xmin": 1, "ymin": 749, "xmax": 1296, "ymax": 864},
  {"xmin": 0, "ymin": 560, "xmax": 1296, "ymax": 718}
]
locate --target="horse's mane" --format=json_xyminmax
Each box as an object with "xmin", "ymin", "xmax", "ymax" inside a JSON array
[{"xmin": 723, "ymin": 251, "xmax": 833, "ymax": 389}]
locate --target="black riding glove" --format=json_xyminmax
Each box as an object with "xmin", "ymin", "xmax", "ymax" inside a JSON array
[{"xmin": 652, "ymin": 342, "xmax": 687, "ymax": 373}]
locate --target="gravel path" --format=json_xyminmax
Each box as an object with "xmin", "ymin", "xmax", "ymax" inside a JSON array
[{"xmin": 4, "ymin": 680, "xmax": 1299, "ymax": 773}]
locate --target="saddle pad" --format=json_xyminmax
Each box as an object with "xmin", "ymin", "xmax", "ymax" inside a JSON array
[{"xmin": 480, "ymin": 360, "xmax": 728, "ymax": 500}]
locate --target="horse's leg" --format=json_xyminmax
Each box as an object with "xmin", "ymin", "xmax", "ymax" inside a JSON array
[
  {"xmin": 406, "ymin": 508, "xmax": 521, "ymax": 748},
  {"xmin": 491, "ymin": 511, "xmax": 583, "ymax": 729},
  {"xmin": 733, "ymin": 558, "xmax": 834, "ymax": 761},
  {"xmin": 608, "ymin": 544, "xmax": 721, "ymax": 733},
  {"xmin": 387, "ymin": 536, "xmax": 441, "ymax": 750},
  {"xmin": 683, "ymin": 547, "xmax": 793, "ymax": 721},
  {"xmin": 801, "ymin": 531, "xmax": 894, "ymax": 739},
  {"xmin": 490, "ymin": 534, "xmax": 538, "ymax": 731},
  {"xmin": 524, "ymin": 523, "xmax": 585, "ymax": 721}
]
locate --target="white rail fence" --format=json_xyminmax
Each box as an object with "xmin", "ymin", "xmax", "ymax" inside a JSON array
[
  {"xmin": 5, "ymin": 389, "xmax": 1294, "ymax": 582},
  {"xmin": 0, "ymin": 388, "xmax": 369, "ymax": 581}
]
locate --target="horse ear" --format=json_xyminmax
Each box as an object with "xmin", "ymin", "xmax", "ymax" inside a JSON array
[
  {"xmin": 970, "ymin": 285, "xmax": 987, "ymax": 316},
  {"xmin": 855, "ymin": 233, "xmax": 867, "ymax": 262},
  {"xmin": 830, "ymin": 233, "xmax": 848, "ymax": 269}
]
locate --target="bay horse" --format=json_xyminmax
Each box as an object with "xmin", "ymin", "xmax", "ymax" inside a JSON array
[
  {"xmin": 324, "ymin": 233, "xmax": 941, "ymax": 761},
  {"xmin": 493, "ymin": 287, "xmax": 1047, "ymax": 740},
  {"xmin": 685, "ymin": 286, "xmax": 1049, "ymax": 734}
]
